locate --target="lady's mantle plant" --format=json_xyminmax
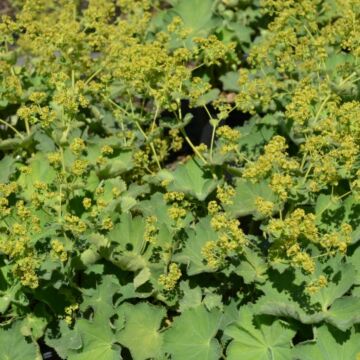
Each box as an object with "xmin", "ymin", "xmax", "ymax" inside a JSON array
[{"xmin": 0, "ymin": 0, "xmax": 360, "ymax": 359}]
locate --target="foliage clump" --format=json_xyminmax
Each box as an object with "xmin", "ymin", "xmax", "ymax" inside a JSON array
[{"xmin": 0, "ymin": 0, "xmax": 360, "ymax": 359}]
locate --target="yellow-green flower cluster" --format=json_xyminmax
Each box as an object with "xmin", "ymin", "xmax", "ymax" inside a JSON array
[
  {"xmin": 70, "ymin": 138, "xmax": 86, "ymax": 155},
  {"xmin": 243, "ymin": 136, "xmax": 299, "ymax": 190},
  {"xmin": 101, "ymin": 217, "xmax": 114, "ymax": 231},
  {"xmin": 64, "ymin": 304, "xmax": 79, "ymax": 325},
  {"xmin": 207, "ymin": 200, "xmax": 221, "ymax": 215},
  {"xmin": 305, "ymin": 275, "xmax": 328, "ymax": 295},
  {"xmin": 319, "ymin": 224, "xmax": 352, "ymax": 254},
  {"xmin": 17, "ymin": 104, "xmax": 56, "ymax": 127},
  {"xmin": 235, "ymin": 69, "xmax": 277, "ymax": 114},
  {"xmin": 0, "ymin": 192, "xmax": 46, "ymax": 288},
  {"xmin": 169, "ymin": 129, "xmax": 183, "ymax": 152},
  {"xmin": 254, "ymin": 197, "xmax": 274, "ymax": 218},
  {"xmin": 64, "ymin": 214, "xmax": 87, "ymax": 234},
  {"xmin": 216, "ymin": 125, "xmax": 241, "ymax": 155},
  {"xmin": 164, "ymin": 192, "xmax": 188, "ymax": 224},
  {"xmin": 216, "ymin": 184, "xmax": 235, "ymax": 205},
  {"xmin": 267, "ymin": 209, "xmax": 318, "ymax": 243},
  {"xmin": 71, "ymin": 159, "xmax": 89, "ymax": 176},
  {"xmin": 202, "ymin": 212, "xmax": 248, "ymax": 269},
  {"xmin": 144, "ymin": 216, "xmax": 158, "ymax": 244},
  {"xmin": 13, "ymin": 256, "xmax": 39, "ymax": 289},
  {"xmin": 158, "ymin": 263, "xmax": 182, "ymax": 291},
  {"xmin": 193, "ymin": 35, "xmax": 236, "ymax": 66},
  {"xmin": 51, "ymin": 239, "xmax": 68, "ymax": 262}
]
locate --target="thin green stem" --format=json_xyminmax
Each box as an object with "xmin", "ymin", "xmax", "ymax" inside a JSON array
[
  {"xmin": 314, "ymin": 94, "xmax": 331, "ymax": 123},
  {"xmin": 300, "ymin": 152, "xmax": 307, "ymax": 172},
  {"xmin": 59, "ymin": 184, "xmax": 62, "ymax": 224},
  {"xmin": 311, "ymin": 251, "xmax": 335, "ymax": 259},
  {"xmin": 179, "ymin": 127, "xmax": 208, "ymax": 165},
  {"xmin": 210, "ymin": 125, "xmax": 216, "ymax": 162},
  {"xmin": 151, "ymin": 105, "xmax": 160, "ymax": 133},
  {"xmin": 204, "ymin": 105, "xmax": 216, "ymax": 162},
  {"xmin": 84, "ymin": 67, "xmax": 103, "ymax": 86},
  {"xmin": 106, "ymin": 97, "xmax": 128, "ymax": 145},
  {"xmin": 235, "ymin": 149, "xmax": 250, "ymax": 163},
  {"xmin": 339, "ymin": 72, "xmax": 357, "ymax": 87},
  {"xmin": 71, "ymin": 69, "xmax": 75, "ymax": 90},
  {"xmin": 225, "ymin": 165, "xmax": 242, "ymax": 177},
  {"xmin": 128, "ymin": 94, "xmax": 162, "ymax": 171},
  {"xmin": 134, "ymin": 121, "xmax": 162, "ymax": 171},
  {"xmin": 0, "ymin": 118, "xmax": 24, "ymax": 139},
  {"xmin": 302, "ymin": 164, "xmax": 313, "ymax": 184},
  {"xmin": 336, "ymin": 190, "xmax": 352, "ymax": 201},
  {"xmin": 150, "ymin": 143, "xmax": 162, "ymax": 171},
  {"xmin": 177, "ymin": 103, "xmax": 208, "ymax": 164},
  {"xmin": 190, "ymin": 63, "xmax": 206, "ymax": 72}
]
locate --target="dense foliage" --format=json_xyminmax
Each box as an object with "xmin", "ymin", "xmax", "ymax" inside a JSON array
[{"xmin": 0, "ymin": 0, "xmax": 360, "ymax": 359}]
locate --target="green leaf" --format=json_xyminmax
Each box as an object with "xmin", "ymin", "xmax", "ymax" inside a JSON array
[
  {"xmin": 256, "ymin": 261, "xmax": 359, "ymax": 330},
  {"xmin": 172, "ymin": 0, "xmax": 219, "ymax": 37},
  {"xmin": 234, "ymin": 249, "xmax": 268, "ymax": 284},
  {"xmin": 108, "ymin": 213, "xmax": 145, "ymax": 253},
  {"xmin": 67, "ymin": 318, "xmax": 121, "ymax": 360},
  {"xmin": 85, "ymin": 170, "xmax": 100, "ymax": 192},
  {"xmin": 0, "ymin": 155, "xmax": 16, "ymax": 183},
  {"xmin": 225, "ymin": 179, "xmax": 276, "ymax": 218},
  {"xmin": 108, "ymin": 213, "xmax": 146, "ymax": 271},
  {"xmin": 315, "ymin": 194, "xmax": 360, "ymax": 243},
  {"xmin": 0, "ymin": 280, "xmax": 28, "ymax": 314},
  {"xmin": 343, "ymin": 195, "xmax": 360, "ymax": 243},
  {"xmin": 309, "ymin": 261, "xmax": 355, "ymax": 310},
  {"xmin": 97, "ymin": 150, "xmax": 134, "ymax": 178},
  {"xmin": 174, "ymin": 217, "xmax": 218, "ymax": 275},
  {"xmin": 117, "ymin": 302, "xmax": 166, "ymax": 360},
  {"xmin": 156, "ymin": 158, "xmax": 218, "ymax": 201},
  {"xmin": 81, "ymin": 275, "xmax": 121, "ymax": 320},
  {"xmin": 349, "ymin": 247, "xmax": 360, "ymax": 285},
  {"xmin": 228, "ymin": 23, "xmax": 253, "ymax": 44},
  {"xmin": 293, "ymin": 325, "xmax": 360, "ymax": 360},
  {"xmin": 107, "ymin": 213, "xmax": 166, "ymax": 294},
  {"xmin": 225, "ymin": 305, "xmax": 295, "ymax": 360},
  {"xmin": 0, "ymin": 323, "xmax": 38, "ymax": 360},
  {"xmin": 45, "ymin": 321, "xmax": 82, "ymax": 360},
  {"xmin": 238, "ymin": 117, "xmax": 277, "ymax": 156},
  {"xmin": 17, "ymin": 153, "xmax": 56, "ymax": 199},
  {"xmin": 135, "ymin": 192, "xmax": 173, "ymax": 228},
  {"xmin": 220, "ymin": 71, "xmax": 240, "ymax": 92},
  {"xmin": 120, "ymin": 195, "xmax": 137, "ymax": 213},
  {"xmin": 255, "ymin": 284, "xmax": 326, "ymax": 325},
  {"xmin": 195, "ymin": 89, "xmax": 220, "ymax": 107},
  {"xmin": 203, "ymin": 292, "xmax": 223, "ymax": 311},
  {"xmin": 20, "ymin": 304, "xmax": 49, "ymax": 340},
  {"xmin": 178, "ymin": 281, "xmax": 202, "ymax": 312},
  {"xmin": 34, "ymin": 130, "xmax": 56, "ymax": 152},
  {"xmin": 315, "ymin": 194, "xmax": 340, "ymax": 222},
  {"xmin": 133, "ymin": 267, "xmax": 151, "ymax": 289},
  {"xmin": 164, "ymin": 305, "xmax": 222, "ymax": 360},
  {"xmin": 325, "ymin": 296, "xmax": 360, "ymax": 331}
]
